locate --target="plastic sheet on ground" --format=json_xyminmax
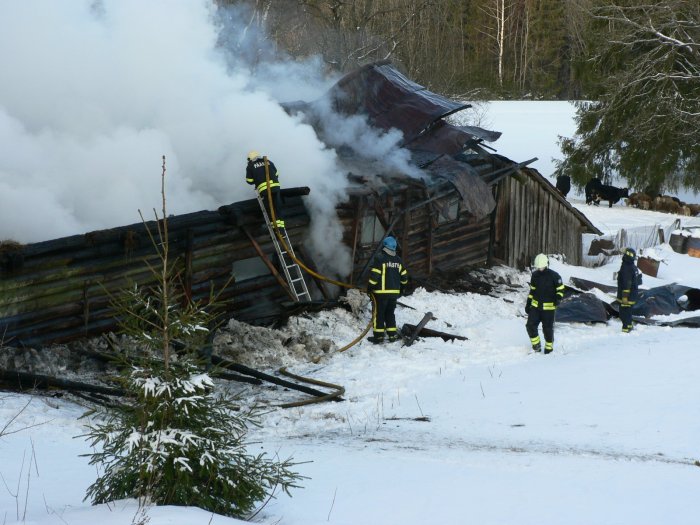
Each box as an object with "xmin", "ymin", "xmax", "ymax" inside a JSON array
[
  {"xmin": 556, "ymin": 292, "xmax": 609, "ymax": 324},
  {"xmin": 563, "ymin": 278, "xmax": 700, "ymax": 327}
]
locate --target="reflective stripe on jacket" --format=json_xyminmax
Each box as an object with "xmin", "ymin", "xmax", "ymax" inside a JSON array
[
  {"xmin": 368, "ymin": 250, "xmax": 408, "ymax": 295},
  {"xmin": 527, "ymin": 268, "xmax": 564, "ymax": 311},
  {"xmin": 246, "ymin": 158, "xmax": 280, "ymax": 193},
  {"xmin": 617, "ymin": 260, "xmax": 639, "ymax": 304}
]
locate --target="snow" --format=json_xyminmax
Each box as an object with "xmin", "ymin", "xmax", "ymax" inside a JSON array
[{"xmin": 2, "ymin": 199, "xmax": 700, "ymax": 525}]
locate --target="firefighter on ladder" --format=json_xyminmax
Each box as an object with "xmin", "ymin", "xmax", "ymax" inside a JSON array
[
  {"xmin": 246, "ymin": 151, "xmax": 285, "ymax": 232},
  {"xmin": 367, "ymin": 236, "xmax": 409, "ymax": 344}
]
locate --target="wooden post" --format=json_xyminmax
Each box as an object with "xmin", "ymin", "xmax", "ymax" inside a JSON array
[
  {"xmin": 184, "ymin": 228, "xmax": 194, "ymax": 301},
  {"xmin": 349, "ymin": 200, "xmax": 363, "ymax": 285},
  {"xmin": 240, "ymin": 226, "xmax": 296, "ymax": 301}
]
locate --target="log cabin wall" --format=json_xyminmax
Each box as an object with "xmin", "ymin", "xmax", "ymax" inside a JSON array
[
  {"xmin": 0, "ymin": 189, "xmax": 312, "ymax": 348},
  {"xmin": 492, "ymin": 169, "xmax": 587, "ymax": 269},
  {"xmin": 337, "ymin": 184, "xmax": 492, "ymax": 285}
]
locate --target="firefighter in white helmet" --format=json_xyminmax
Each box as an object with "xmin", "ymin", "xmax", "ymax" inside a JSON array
[
  {"xmin": 246, "ymin": 151, "xmax": 285, "ymax": 231},
  {"xmin": 525, "ymin": 253, "xmax": 565, "ymax": 354}
]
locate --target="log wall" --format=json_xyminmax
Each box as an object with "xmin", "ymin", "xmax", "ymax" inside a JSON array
[
  {"xmin": 337, "ymin": 184, "xmax": 492, "ymax": 285},
  {"xmin": 0, "ymin": 190, "xmax": 312, "ymax": 347}
]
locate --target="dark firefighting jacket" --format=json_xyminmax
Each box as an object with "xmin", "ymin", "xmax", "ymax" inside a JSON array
[
  {"xmin": 368, "ymin": 250, "xmax": 409, "ymax": 295},
  {"xmin": 246, "ymin": 158, "xmax": 280, "ymax": 194},
  {"xmin": 617, "ymin": 259, "xmax": 640, "ymax": 303},
  {"xmin": 526, "ymin": 268, "xmax": 564, "ymax": 311}
]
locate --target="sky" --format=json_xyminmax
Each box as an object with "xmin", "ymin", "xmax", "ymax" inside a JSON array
[{"xmin": 2, "ymin": 202, "xmax": 700, "ymax": 525}]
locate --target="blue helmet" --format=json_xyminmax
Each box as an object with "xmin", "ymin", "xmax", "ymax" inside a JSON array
[{"xmin": 383, "ymin": 236, "xmax": 397, "ymax": 250}]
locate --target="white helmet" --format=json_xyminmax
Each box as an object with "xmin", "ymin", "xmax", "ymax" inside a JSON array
[
  {"xmin": 534, "ymin": 253, "xmax": 549, "ymax": 269},
  {"xmin": 247, "ymin": 150, "xmax": 261, "ymax": 162}
]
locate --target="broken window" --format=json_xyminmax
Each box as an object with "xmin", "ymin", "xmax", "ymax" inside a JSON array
[
  {"xmin": 436, "ymin": 198, "xmax": 460, "ymax": 225},
  {"xmin": 360, "ymin": 214, "xmax": 386, "ymax": 246},
  {"xmin": 231, "ymin": 257, "xmax": 269, "ymax": 282}
]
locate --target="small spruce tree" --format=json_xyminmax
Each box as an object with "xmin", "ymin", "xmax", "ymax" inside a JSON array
[{"xmin": 81, "ymin": 157, "xmax": 301, "ymax": 518}]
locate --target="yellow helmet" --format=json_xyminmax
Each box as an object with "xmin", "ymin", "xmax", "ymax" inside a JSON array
[
  {"xmin": 247, "ymin": 150, "xmax": 260, "ymax": 162},
  {"xmin": 534, "ymin": 253, "xmax": 549, "ymax": 269}
]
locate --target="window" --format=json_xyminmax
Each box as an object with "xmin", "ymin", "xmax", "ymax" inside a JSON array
[
  {"xmin": 231, "ymin": 257, "xmax": 269, "ymax": 282},
  {"xmin": 360, "ymin": 214, "xmax": 386, "ymax": 246},
  {"xmin": 436, "ymin": 198, "xmax": 460, "ymax": 225}
]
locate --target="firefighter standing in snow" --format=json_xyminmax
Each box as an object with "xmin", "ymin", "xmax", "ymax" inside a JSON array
[
  {"xmin": 246, "ymin": 151, "xmax": 285, "ymax": 231},
  {"xmin": 617, "ymin": 247, "xmax": 640, "ymax": 333},
  {"xmin": 525, "ymin": 254, "xmax": 564, "ymax": 354},
  {"xmin": 367, "ymin": 236, "xmax": 409, "ymax": 344}
]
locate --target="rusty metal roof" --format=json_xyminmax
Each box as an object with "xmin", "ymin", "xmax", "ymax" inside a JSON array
[
  {"xmin": 328, "ymin": 61, "xmax": 468, "ymax": 142},
  {"xmin": 283, "ymin": 62, "xmax": 533, "ymax": 220}
]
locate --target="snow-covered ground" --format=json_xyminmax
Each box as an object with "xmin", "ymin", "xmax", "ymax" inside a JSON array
[{"xmin": 2, "ymin": 203, "xmax": 700, "ymax": 525}]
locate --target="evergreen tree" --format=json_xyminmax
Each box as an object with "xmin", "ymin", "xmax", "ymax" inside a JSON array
[
  {"xmin": 81, "ymin": 157, "xmax": 302, "ymax": 518},
  {"xmin": 556, "ymin": 1, "xmax": 700, "ymax": 192}
]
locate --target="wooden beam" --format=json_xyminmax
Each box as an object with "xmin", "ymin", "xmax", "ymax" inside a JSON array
[
  {"xmin": 349, "ymin": 199, "xmax": 363, "ymax": 285},
  {"xmin": 240, "ymin": 226, "xmax": 296, "ymax": 301},
  {"xmin": 296, "ymin": 245, "xmax": 331, "ymax": 300}
]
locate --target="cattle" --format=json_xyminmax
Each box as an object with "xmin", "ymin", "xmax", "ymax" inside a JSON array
[
  {"xmin": 627, "ymin": 192, "xmax": 652, "ymax": 209},
  {"xmin": 556, "ymin": 175, "xmax": 571, "ymax": 198},
  {"xmin": 584, "ymin": 177, "xmax": 628, "ymax": 207},
  {"xmin": 597, "ymin": 184, "xmax": 629, "ymax": 208},
  {"xmin": 584, "ymin": 178, "xmax": 603, "ymax": 205}
]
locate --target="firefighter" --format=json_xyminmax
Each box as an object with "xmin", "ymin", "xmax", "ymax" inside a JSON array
[
  {"xmin": 617, "ymin": 247, "xmax": 640, "ymax": 333},
  {"xmin": 367, "ymin": 236, "xmax": 409, "ymax": 344},
  {"xmin": 525, "ymin": 253, "xmax": 564, "ymax": 354},
  {"xmin": 246, "ymin": 151, "xmax": 285, "ymax": 231}
]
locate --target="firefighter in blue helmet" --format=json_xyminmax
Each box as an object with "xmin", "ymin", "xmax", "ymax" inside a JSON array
[
  {"xmin": 617, "ymin": 247, "xmax": 640, "ymax": 333},
  {"xmin": 367, "ymin": 236, "xmax": 409, "ymax": 344},
  {"xmin": 246, "ymin": 151, "xmax": 285, "ymax": 231},
  {"xmin": 525, "ymin": 254, "xmax": 565, "ymax": 354}
]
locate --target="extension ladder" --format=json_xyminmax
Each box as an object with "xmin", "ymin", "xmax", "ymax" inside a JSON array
[{"xmin": 255, "ymin": 192, "xmax": 311, "ymax": 302}]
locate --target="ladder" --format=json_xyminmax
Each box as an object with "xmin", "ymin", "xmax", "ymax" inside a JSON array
[{"xmin": 255, "ymin": 192, "xmax": 311, "ymax": 302}]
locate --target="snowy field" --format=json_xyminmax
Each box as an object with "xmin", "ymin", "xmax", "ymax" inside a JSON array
[
  {"xmin": 3, "ymin": 3, "xmax": 700, "ymax": 523},
  {"xmin": 2, "ymin": 202, "xmax": 700, "ymax": 525}
]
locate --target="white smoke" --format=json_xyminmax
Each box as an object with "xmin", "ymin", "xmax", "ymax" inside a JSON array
[
  {"xmin": 0, "ymin": 0, "xmax": 362, "ymax": 275},
  {"xmin": 0, "ymin": 1, "xmax": 428, "ymax": 277}
]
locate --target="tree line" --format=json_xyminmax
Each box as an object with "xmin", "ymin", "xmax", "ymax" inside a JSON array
[
  {"xmin": 224, "ymin": 0, "xmax": 700, "ymax": 193},
  {"xmin": 225, "ymin": 0, "xmax": 603, "ymax": 99}
]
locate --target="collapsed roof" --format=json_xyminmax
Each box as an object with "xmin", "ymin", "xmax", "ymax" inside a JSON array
[{"xmin": 284, "ymin": 60, "xmax": 515, "ymax": 221}]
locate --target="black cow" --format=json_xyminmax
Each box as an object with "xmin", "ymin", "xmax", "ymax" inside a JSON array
[
  {"xmin": 597, "ymin": 184, "xmax": 629, "ymax": 207},
  {"xmin": 556, "ymin": 175, "xmax": 571, "ymax": 198},
  {"xmin": 585, "ymin": 178, "xmax": 603, "ymax": 205}
]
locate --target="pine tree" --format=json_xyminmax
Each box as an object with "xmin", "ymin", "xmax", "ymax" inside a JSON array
[
  {"xmin": 81, "ymin": 157, "xmax": 302, "ymax": 518},
  {"xmin": 556, "ymin": 1, "xmax": 700, "ymax": 192}
]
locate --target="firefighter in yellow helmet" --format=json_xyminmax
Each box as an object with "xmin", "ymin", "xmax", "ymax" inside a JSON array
[
  {"xmin": 246, "ymin": 151, "xmax": 285, "ymax": 231},
  {"xmin": 525, "ymin": 253, "xmax": 564, "ymax": 354}
]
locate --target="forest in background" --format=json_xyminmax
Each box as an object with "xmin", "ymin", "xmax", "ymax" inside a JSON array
[
  {"xmin": 223, "ymin": 0, "xmax": 699, "ymax": 193},
  {"xmin": 223, "ymin": 0, "xmax": 613, "ymax": 100}
]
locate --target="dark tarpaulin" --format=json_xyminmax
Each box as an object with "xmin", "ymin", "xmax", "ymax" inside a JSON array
[
  {"xmin": 556, "ymin": 292, "xmax": 609, "ymax": 323},
  {"xmin": 631, "ymin": 286, "xmax": 684, "ymax": 317},
  {"xmin": 568, "ymin": 277, "xmax": 700, "ymax": 326},
  {"xmin": 664, "ymin": 316, "xmax": 700, "ymax": 328}
]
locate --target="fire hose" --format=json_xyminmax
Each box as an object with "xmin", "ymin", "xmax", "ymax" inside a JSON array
[{"xmin": 262, "ymin": 157, "xmax": 374, "ymax": 359}]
